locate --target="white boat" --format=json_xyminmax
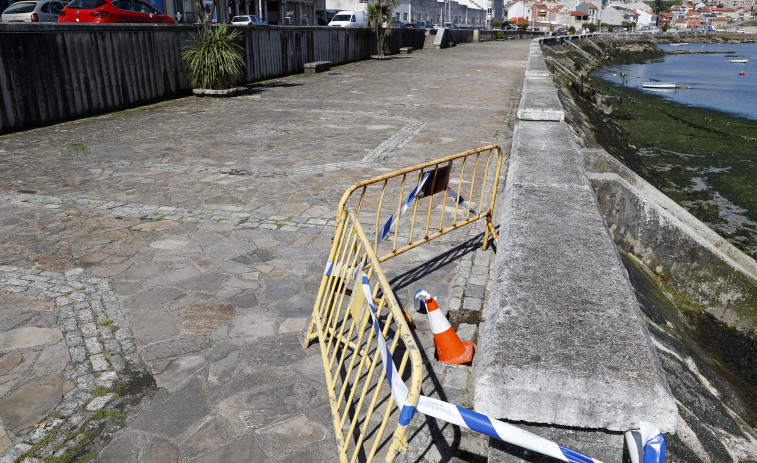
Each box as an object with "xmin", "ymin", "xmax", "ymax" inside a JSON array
[
  {"xmin": 642, "ymin": 81, "xmax": 679, "ymax": 89},
  {"xmin": 730, "ymin": 59, "xmax": 749, "ymax": 63},
  {"xmin": 670, "ymin": 43, "xmax": 688, "ymax": 46}
]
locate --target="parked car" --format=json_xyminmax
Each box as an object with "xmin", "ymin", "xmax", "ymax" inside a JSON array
[
  {"xmin": 1, "ymin": 0, "xmax": 65, "ymax": 22},
  {"xmin": 230, "ymin": 14, "xmax": 266, "ymax": 26},
  {"xmin": 327, "ymin": 10, "xmax": 365, "ymax": 27},
  {"xmin": 58, "ymin": 0, "xmax": 175, "ymax": 23},
  {"xmin": 736, "ymin": 28, "xmax": 746, "ymax": 33}
]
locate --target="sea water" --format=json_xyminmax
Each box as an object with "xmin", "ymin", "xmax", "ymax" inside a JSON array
[{"xmin": 591, "ymin": 42, "xmax": 757, "ymax": 121}]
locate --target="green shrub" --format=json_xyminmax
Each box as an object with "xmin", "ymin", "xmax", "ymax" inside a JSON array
[{"xmin": 181, "ymin": 24, "xmax": 246, "ymax": 90}]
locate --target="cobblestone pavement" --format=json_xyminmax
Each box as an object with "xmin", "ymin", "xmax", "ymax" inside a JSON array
[{"xmin": 0, "ymin": 40, "xmax": 529, "ymax": 462}]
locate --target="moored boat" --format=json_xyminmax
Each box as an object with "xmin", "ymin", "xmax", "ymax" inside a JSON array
[
  {"xmin": 642, "ymin": 81, "xmax": 679, "ymax": 89},
  {"xmin": 730, "ymin": 59, "xmax": 749, "ymax": 63}
]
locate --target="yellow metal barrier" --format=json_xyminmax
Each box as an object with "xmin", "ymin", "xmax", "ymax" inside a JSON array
[
  {"xmin": 337, "ymin": 144, "xmax": 504, "ymax": 263},
  {"xmin": 304, "ymin": 208, "xmax": 423, "ymax": 463}
]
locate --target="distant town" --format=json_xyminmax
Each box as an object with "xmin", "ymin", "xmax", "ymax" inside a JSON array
[{"xmin": 502, "ymin": 0, "xmax": 755, "ymax": 33}]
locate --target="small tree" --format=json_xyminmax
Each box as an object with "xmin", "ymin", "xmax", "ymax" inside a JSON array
[
  {"xmin": 367, "ymin": 0, "xmax": 399, "ymax": 57},
  {"xmin": 568, "ymin": 25, "xmax": 576, "ymax": 34},
  {"xmin": 491, "ymin": 19, "xmax": 502, "ymax": 28},
  {"xmin": 586, "ymin": 22, "xmax": 597, "ymax": 31},
  {"xmin": 516, "ymin": 20, "xmax": 529, "ymax": 30}
]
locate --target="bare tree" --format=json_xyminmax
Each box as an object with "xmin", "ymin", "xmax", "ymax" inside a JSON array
[{"xmin": 195, "ymin": 0, "xmax": 217, "ymax": 33}]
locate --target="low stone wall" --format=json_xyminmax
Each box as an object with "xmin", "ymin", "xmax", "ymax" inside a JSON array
[
  {"xmin": 477, "ymin": 33, "xmax": 757, "ymax": 462},
  {"xmin": 432, "ymin": 27, "xmax": 504, "ymax": 48},
  {"xmin": 475, "ymin": 38, "xmax": 677, "ymax": 462},
  {"xmin": 0, "ymin": 24, "xmax": 424, "ymax": 134}
]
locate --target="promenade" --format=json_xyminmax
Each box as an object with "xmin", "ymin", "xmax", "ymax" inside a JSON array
[{"xmin": 0, "ymin": 40, "xmax": 530, "ymax": 462}]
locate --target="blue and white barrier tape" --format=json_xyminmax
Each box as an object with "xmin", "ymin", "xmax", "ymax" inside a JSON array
[
  {"xmin": 377, "ymin": 172, "xmax": 480, "ymax": 243},
  {"xmin": 324, "ymin": 264, "xmax": 667, "ymax": 463},
  {"xmin": 379, "ymin": 172, "xmax": 432, "ymax": 242},
  {"xmin": 625, "ymin": 422, "xmax": 667, "ymax": 463}
]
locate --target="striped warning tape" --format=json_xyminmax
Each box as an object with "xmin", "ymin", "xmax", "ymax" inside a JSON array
[
  {"xmin": 625, "ymin": 422, "xmax": 667, "ymax": 463},
  {"xmin": 377, "ymin": 172, "xmax": 477, "ymax": 242},
  {"xmin": 379, "ymin": 171, "xmax": 432, "ymax": 242},
  {"xmin": 324, "ymin": 263, "xmax": 666, "ymax": 462}
]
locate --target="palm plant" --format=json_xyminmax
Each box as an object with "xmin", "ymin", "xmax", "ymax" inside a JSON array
[
  {"xmin": 366, "ymin": 0, "xmax": 399, "ymax": 58},
  {"xmin": 181, "ymin": 23, "xmax": 246, "ymax": 90}
]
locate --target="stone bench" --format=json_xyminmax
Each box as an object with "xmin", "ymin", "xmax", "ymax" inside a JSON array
[
  {"xmin": 399, "ymin": 47, "xmax": 413, "ymax": 54},
  {"xmin": 303, "ymin": 61, "xmax": 332, "ymax": 75}
]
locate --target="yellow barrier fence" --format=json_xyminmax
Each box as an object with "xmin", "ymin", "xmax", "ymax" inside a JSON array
[
  {"xmin": 304, "ymin": 208, "xmax": 423, "ymax": 463},
  {"xmin": 306, "ymin": 146, "xmax": 506, "ymax": 461},
  {"xmin": 337, "ymin": 144, "xmax": 505, "ymax": 263}
]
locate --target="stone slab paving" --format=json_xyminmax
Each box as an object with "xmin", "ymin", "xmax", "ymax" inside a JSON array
[{"xmin": 0, "ymin": 40, "xmax": 529, "ymax": 462}]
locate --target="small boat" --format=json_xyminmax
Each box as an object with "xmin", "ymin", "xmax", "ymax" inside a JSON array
[
  {"xmin": 730, "ymin": 59, "xmax": 749, "ymax": 63},
  {"xmin": 643, "ymin": 81, "xmax": 679, "ymax": 89},
  {"xmin": 670, "ymin": 43, "xmax": 688, "ymax": 46}
]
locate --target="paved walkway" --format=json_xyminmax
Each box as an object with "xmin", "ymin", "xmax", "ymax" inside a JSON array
[{"xmin": 0, "ymin": 39, "xmax": 530, "ymax": 462}]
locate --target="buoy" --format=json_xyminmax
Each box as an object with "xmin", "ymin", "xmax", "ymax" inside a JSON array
[{"xmin": 740, "ymin": 71, "xmax": 745, "ymax": 76}]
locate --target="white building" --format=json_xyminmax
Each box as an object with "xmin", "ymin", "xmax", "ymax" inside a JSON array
[
  {"xmin": 634, "ymin": 8, "xmax": 656, "ymax": 26},
  {"xmin": 325, "ymin": 0, "xmax": 494, "ymax": 25},
  {"xmin": 576, "ymin": 1, "xmax": 599, "ymax": 23},
  {"xmin": 505, "ymin": 0, "xmax": 529, "ymax": 20}
]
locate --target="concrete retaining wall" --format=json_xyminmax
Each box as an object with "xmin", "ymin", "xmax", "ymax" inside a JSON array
[
  {"xmin": 0, "ymin": 24, "xmax": 424, "ymax": 134},
  {"xmin": 583, "ymin": 148, "xmax": 757, "ymax": 334},
  {"xmin": 476, "ymin": 38, "xmax": 677, "ymax": 462}
]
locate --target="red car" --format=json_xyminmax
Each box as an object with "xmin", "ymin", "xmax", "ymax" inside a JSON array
[{"xmin": 59, "ymin": 0, "xmax": 175, "ymax": 23}]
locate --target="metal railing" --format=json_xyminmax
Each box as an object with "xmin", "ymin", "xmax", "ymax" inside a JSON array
[
  {"xmin": 304, "ymin": 208, "xmax": 423, "ymax": 463},
  {"xmin": 336, "ymin": 144, "xmax": 505, "ymax": 264}
]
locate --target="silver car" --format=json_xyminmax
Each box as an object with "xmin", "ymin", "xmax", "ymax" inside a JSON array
[
  {"xmin": 230, "ymin": 14, "xmax": 267, "ymax": 26},
  {"xmin": 1, "ymin": 0, "xmax": 66, "ymax": 22}
]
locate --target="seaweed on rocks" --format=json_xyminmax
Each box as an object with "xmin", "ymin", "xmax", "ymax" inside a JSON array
[{"xmin": 543, "ymin": 36, "xmax": 666, "ymax": 186}]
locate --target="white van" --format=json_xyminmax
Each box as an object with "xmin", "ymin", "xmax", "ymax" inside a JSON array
[{"xmin": 328, "ymin": 10, "xmax": 366, "ymax": 27}]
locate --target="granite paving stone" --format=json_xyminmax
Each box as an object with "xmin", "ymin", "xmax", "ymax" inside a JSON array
[{"xmin": 0, "ymin": 39, "xmax": 527, "ymax": 462}]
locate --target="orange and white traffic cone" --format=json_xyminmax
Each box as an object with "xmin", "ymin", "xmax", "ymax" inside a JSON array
[{"xmin": 415, "ymin": 290, "xmax": 474, "ymax": 365}]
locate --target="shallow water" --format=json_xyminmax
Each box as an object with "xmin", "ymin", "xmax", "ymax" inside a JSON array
[{"xmin": 592, "ymin": 42, "xmax": 757, "ymax": 121}]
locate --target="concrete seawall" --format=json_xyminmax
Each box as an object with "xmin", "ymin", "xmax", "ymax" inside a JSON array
[
  {"xmin": 475, "ymin": 38, "xmax": 678, "ymax": 462},
  {"xmin": 476, "ymin": 34, "xmax": 757, "ymax": 462}
]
